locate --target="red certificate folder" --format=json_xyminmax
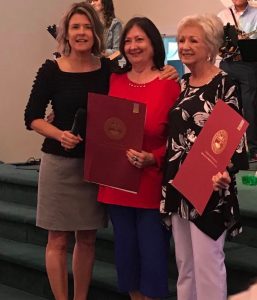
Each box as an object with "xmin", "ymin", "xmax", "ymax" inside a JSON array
[
  {"xmin": 172, "ymin": 100, "xmax": 248, "ymax": 215},
  {"xmin": 84, "ymin": 93, "xmax": 146, "ymax": 193}
]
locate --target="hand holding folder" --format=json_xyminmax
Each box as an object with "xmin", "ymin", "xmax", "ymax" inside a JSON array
[
  {"xmin": 172, "ymin": 100, "xmax": 248, "ymax": 215},
  {"xmin": 84, "ymin": 93, "xmax": 146, "ymax": 193}
]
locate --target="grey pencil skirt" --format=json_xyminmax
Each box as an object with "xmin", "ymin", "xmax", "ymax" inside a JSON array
[{"xmin": 36, "ymin": 153, "xmax": 108, "ymax": 231}]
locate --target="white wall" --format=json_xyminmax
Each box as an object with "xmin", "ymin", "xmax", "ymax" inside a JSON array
[
  {"xmin": 0, "ymin": 0, "xmax": 225, "ymax": 163},
  {"xmin": 114, "ymin": 0, "xmax": 225, "ymax": 35},
  {"xmin": 0, "ymin": 0, "xmax": 72, "ymax": 163}
]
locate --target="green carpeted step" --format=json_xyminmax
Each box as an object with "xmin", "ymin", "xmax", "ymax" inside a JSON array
[
  {"xmin": 0, "ymin": 199, "xmax": 176, "ymax": 267},
  {"xmin": 0, "ymin": 237, "xmax": 120, "ymax": 299},
  {"xmin": 0, "ymin": 200, "xmax": 48, "ymax": 246},
  {"xmin": 95, "ymin": 225, "xmax": 115, "ymax": 263},
  {"xmin": 230, "ymin": 226, "xmax": 257, "ymax": 248},
  {"xmin": 0, "ymin": 164, "xmax": 38, "ymax": 186},
  {"xmin": 0, "ymin": 164, "xmax": 38, "ymax": 207},
  {"xmin": 0, "ymin": 283, "xmax": 48, "ymax": 300},
  {"xmin": 225, "ymin": 241, "xmax": 257, "ymax": 294},
  {"xmin": 0, "ymin": 164, "xmax": 256, "ymax": 299},
  {"xmin": 0, "ymin": 200, "xmax": 116, "ymax": 263},
  {"xmin": 0, "ymin": 200, "xmax": 36, "ymax": 223},
  {"xmin": 0, "ymin": 182, "xmax": 37, "ymax": 207},
  {"xmin": 225, "ymin": 242, "xmax": 257, "ymax": 274},
  {"xmin": 0, "ymin": 237, "xmax": 177, "ymax": 300}
]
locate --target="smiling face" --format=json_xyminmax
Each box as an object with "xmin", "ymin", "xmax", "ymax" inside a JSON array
[
  {"xmin": 67, "ymin": 13, "xmax": 94, "ymax": 54},
  {"xmin": 123, "ymin": 25, "xmax": 154, "ymax": 67},
  {"xmin": 177, "ymin": 24, "xmax": 210, "ymax": 68}
]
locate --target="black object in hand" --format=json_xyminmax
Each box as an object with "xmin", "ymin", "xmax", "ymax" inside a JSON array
[{"xmin": 71, "ymin": 108, "xmax": 86, "ymax": 137}]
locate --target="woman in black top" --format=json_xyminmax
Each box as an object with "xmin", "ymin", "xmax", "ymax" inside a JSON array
[
  {"xmin": 25, "ymin": 3, "xmax": 110, "ymax": 299},
  {"xmin": 161, "ymin": 14, "xmax": 248, "ymax": 300}
]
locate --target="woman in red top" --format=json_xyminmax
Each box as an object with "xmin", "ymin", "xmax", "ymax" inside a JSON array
[{"xmin": 98, "ymin": 17, "xmax": 180, "ymax": 300}]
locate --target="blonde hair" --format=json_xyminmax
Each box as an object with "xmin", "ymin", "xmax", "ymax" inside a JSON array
[
  {"xmin": 56, "ymin": 2, "xmax": 104, "ymax": 56},
  {"xmin": 177, "ymin": 14, "xmax": 224, "ymax": 64}
]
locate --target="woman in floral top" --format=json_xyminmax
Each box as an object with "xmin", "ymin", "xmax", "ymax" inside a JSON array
[{"xmin": 161, "ymin": 14, "xmax": 248, "ymax": 300}]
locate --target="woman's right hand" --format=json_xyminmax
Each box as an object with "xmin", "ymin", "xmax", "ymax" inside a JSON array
[
  {"xmin": 212, "ymin": 171, "xmax": 231, "ymax": 191},
  {"xmin": 160, "ymin": 65, "xmax": 179, "ymax": 81},
  {"xmin": 60, "ymin": 130, "xmax": 83, "ymax": 150}
]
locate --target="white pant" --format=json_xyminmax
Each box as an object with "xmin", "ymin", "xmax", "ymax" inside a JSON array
[{"xmin": 171, "ymin": 214, "xmax": 227, "ymax": 300}]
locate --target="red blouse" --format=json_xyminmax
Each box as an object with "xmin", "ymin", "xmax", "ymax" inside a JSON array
[{"xmin": 98, "ymin": 73, "xmax": 180, "ymax": 209}]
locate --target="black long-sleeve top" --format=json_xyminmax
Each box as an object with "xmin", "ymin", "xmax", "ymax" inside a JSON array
[{"xmin": 25, "ymin": 58, "xmax": 111, "ymax": 158}]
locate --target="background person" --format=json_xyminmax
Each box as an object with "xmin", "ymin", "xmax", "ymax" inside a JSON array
[
  {"xmin": 161, "ymin": 14, "xmax": 248, "ymax": 300},
  {"xmin": 98, "ymin": 17, "xmax": 180, "ymax": 300},
  {"xmin": 24, "ymin": 3, "xmax": 110, "ymax": 299},
  {"xmin": 218, "ymin": 0, "xmax": 257, "ymax": 162},
  {"xmin": 89, "ymin": 0, "xmax": 122, "ymax": 57}
]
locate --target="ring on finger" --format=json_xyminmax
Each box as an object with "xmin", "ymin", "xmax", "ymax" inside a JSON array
[{"xmin": 132, "ymin": 156, "xmax": 138, "ymax": 161}]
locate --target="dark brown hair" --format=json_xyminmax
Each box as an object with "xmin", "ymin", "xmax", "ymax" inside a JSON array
[
  {"xmin": 119, "ymin": 17, "xmax": 165, "ymax": 72},
  {"xmin": 102, "ymin": 0, "xmax": 116, "ymax": 28}
]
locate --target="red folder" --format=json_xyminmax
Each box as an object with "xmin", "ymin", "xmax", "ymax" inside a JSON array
[
  {"xmin": 84, "ymin": 93, "xmax": 146, "ymax": 193},
  {"xmin": 172, "ymin": 100, "xmax": 248, "ymax": 215}
]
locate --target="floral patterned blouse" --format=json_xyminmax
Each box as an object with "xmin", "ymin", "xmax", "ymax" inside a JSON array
[{"xmin": 161, "ymin": 71, "xmax": 248, "ymax": 240}]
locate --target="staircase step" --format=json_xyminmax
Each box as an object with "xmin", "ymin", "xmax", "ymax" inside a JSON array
[
  {"xmin": 95, "ymin": 226, "xmax": 115, "ymax": 263},
  {"xmin": 0, "ymin": 200, "xmax": 47, "ymax": 246},
  {"xmin": 0, "ymin": 164, "xmax": 38, "ymax": 206},
  {"xmin": 0, "ymin": 200, "xmax": 36, "ymax": 223},
  {"xmin": 0, "ymin": 283, "xmax": 48, "ymax": 300},
  {"xmin": 0, "ymin": 164, "xmax": 256, "ymax": 299},
  {"xmin": 0, "ymin": 237, "xmax": 119, "ymax": 299},
  {"xmin": 225, "ymin": 241, "xmax": 257, "ymax": 294},
  {"xmin": 0, "ymin": 200, "xmax": 115, "ymax": 263},
  {"xmin": 225, "ymin": 242, "xmax": 257, "ymax": 274},
  {"xmin": 0, "ymin": 164, "xmax": 38, "ymax": 186},
  {"xmin": 0, "ymin": 237, "xmax": 177, "ymax": 300},
  {"xmin": 231, "ymin": 226, "xmax": 257, "ymax": 248}
]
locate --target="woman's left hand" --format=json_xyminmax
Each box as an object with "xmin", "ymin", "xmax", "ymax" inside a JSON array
[
  {"xmin": 127, "ymin": 149, "xmax": 156, "ymax": 169},
  {"xmin": 159, "ymin": 65, "xmax": 179, "ymax": 81},
  {"xmin": 212, "ymin": 171, "xmax": 231, "ymax": 191}
]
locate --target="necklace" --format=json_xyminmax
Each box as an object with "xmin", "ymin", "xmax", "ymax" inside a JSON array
[{"xmin": 128, "ymin": 82, "xmax": 146, "ymax": 88}]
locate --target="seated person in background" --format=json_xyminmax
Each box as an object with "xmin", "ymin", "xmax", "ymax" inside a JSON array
[
  {"xmin": 89, "ymin": 0, "xmax": 122, "ymax": 57},
  {"xmin": 218, "ymin": 0, "xmax": 257, "ymax": 162},
  {"xmin": 161, "ymin": 13, "xmax": 248, "ymax": 300}
]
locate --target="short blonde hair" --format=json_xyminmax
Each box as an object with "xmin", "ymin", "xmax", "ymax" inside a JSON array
[
  {"xmin": 56, "ymin": 2, "xmax": 104, "ymax": 56},
  {"xmin": 177, "ymin": 14, "xmax": 224, "ymax": 64}
]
